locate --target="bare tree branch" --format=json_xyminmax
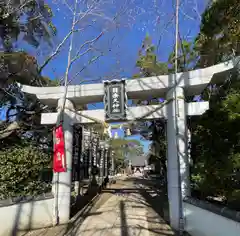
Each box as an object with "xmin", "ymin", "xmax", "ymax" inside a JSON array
[
  {"xmin": 38, "ymin": 28, "xmax": 84, "ymax": 73},
  {"xmin": 62, "ymin": 0, "xmax": 74, "ymax": 14},
  {"xmin": 69, "ymin": 31, "xmax": 104, "ymax": 67},
  {"xmin": 38, "ymin": 0, "xmax": 144, "ymax": 83},
  {"xmin": 2, "ymin": 0, "xmax": 35, "ymax": 19},
  {"xmin": 179, "ymin": 8, "xmax": 195, "ymax": 21},
  {"xmin": 38, "ymin": 0, "xmax": 100, "ymax": 73},
  {"xmin": 68, "ymin": 53, "xmax": 104, "ymax": 84},
  {"xmin": 192, "ymin": 0, "xmax": 202, "ymax": 21},
  {"xmin": 179, "ymin": 0, "xmax": 202, "ymax": 22}
]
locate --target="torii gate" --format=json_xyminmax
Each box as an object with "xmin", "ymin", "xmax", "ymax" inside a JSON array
[{"xmin": 19, "ymin": 58, "xmax": 238, "ymax": 230}]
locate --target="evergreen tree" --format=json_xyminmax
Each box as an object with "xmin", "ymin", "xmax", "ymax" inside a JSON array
[
  {"xmin": 0, "ymin": 1, "xmax": 57, "ymax": 198},
  {"xmin": 132, "ymin": 34, "xmax": 168, "ymax": 174},
  {"xmin": 0, "ymin": 1, "xmax": 56, "ymax": 52},
  {"xmin": 190, "ymin": 0, "xmax": 240, "ymax": 208}
]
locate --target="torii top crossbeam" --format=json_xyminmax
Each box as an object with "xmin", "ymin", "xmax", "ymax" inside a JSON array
[{"xmin": 18, "ymin": 58, "xmax": 239, "ymax": 108}]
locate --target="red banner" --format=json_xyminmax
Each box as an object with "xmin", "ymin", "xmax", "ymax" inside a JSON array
[{"xmin": 53, "ymin": 125, "xmax": 66, "ymax": 173}]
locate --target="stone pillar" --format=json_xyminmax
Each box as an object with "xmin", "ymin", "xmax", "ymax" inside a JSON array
[
  {"xmin": 99, "ymin": 143, "xmax": 104, "ymax": 181},
  {"xmin": 104, "ymin": 146, "xmax": 108, "ymax": 176},
  {"xmin": 187, "ymin": 129, "xmax": 192, "ymax": 166},
  {"xmin": 52, "ymin": 98, "xmax": 74, "ymax": 225},
  {"xmin": 111, "ymin": 150, "xmax": 115, "ymax": 176},
  {"xmin": 129, "ymin": 160, "xmax": 132, "ymax": 175},
  {"xmin": 166, "ymin": 87, "xmax": 190, "ymax": 231},
  {"xmin": 72, "ymin": 125, "xmax": 82, "ymax": 196},
  {"xmin": 91, "ymin": 133, "xmax": 98, "ymax": 185},
  {"xmin": 92, "ymin": 134, "xmax": 98, "ymax": 167},
  {"xmin": 88, "ymin": 130, "xmax": 92, "ymax": 178}
]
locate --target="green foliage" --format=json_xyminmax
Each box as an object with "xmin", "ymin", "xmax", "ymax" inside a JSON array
[
  {"xmin": 148, "ymin": 119, "xmax": 167, "ymax": 174},
  {"xmin": 195, "ymin": 0, "xmax": 240, "ymax": 66},
  {"xmin": 0, "ymin": 1, "xmax": 57, "ymax": 199},
  {"xmin": 110, "ymin": 138, "xmax": 143, "ymax": 158},
  {"xmin": 0, "ymin": 52, "xmax": 59, "ymax": 89},
  {"xmin": 168, "ymin": 40, "xmax": 198, "ymax": 73},
  {"xmin": 191, "ymin": 79, "xmax": 240, "ymax": 200},
  {"xmin": 133, "ymin": 35, "xmax": 168, "ymax": 79},
  {"xmin": 109, "ymin": 138, "xmax": 143, "ymax": 169},
  {"xmin": 0, "ymin": 51, "xmax": 59, "ymax": 140},
  {"xmin": 189, "ymin": 0, "xmax": 240, "ymax": 205},
  {"xmin": 41, "ymin": 76, "xmax": 61, "ymax": 87},
  {"xmin": 0, "ymin": 140, "xmax": 52, "ymax": 199},
  {"xmin": 222, "ymin": 87, "xmax": 240, "ymax": 120},
  {"xmin": 110, "ymin": 138, "xmax": 141, "ymax": 148},
  {"xmin": 132, "ymin": 35, "xmax": 168, "ymax": 172},
  {"xmin": 0, "ymin": 0, "xmax": 56, "ymax": 52},
  {"xmin": 0, "ymin": 3, "xmax": 57, "ymax": 103},
  {"xmin": 133, "ymin": 35, "xmax": 168, "ymax": 108}
]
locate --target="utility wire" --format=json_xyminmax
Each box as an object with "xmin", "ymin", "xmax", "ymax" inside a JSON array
[
  {"xmin": 59, "ymin": 0, "xmax": 78, "ymax": 122},
  {"xmin": 175, "ymin": 0, "xmax": 179, "ymax": 75},
  {"xmin": 54, "ymin": 0, "xmax": 78, "ymax": 226},
  {"xmin": 174, "ymin": 0, "xmax": 184, "ymax": 234}
]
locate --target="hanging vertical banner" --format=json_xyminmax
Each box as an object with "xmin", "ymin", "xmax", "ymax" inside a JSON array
[
  {"xmin": 53, "ymin": 125, "xmax": 66, "ymax": 173},
  {"xmin": 103, "ymin": 79, "xmax": 127, "ymax": 121}
]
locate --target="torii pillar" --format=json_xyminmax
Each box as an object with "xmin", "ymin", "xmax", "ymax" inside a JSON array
[
  {"xmin": 52, "ymin": 98, "xmax": 75, "ymax": 225},
  {"xmin": 167, "ymin": 87, "xmax": 190, "ymax": 230}
]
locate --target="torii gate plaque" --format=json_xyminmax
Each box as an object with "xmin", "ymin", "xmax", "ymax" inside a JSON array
[{"xmin": 104, "ymin": 79, "xmax": 127, "ymax": 121}]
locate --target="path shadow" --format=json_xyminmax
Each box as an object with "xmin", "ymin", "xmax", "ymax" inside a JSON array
[
  {"xmin": 122, "ymin": 177, "xmax": 191, "ymax": 236},
  {"xmin": 125, "ymin": 177, "xmax": 170, "ymax": 222},
  {"xmin": 102, "ymin": 183, "xmax": 169, "ymax": 223},
  {"xmin": 70, "ymin": 183, "xmax": 99, "ymax": 218},
  {"xmin": 120, "ymin": 200, "xmax": 129, "ymax": 236},
  {"xmin": 63, "ymin": 179, "xmax": 125, "ymax": 236}
]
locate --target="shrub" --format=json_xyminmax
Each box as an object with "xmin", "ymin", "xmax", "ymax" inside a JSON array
[{"xmin": 0, "ymin": 142, "xmax": 52, "ymax": 200}]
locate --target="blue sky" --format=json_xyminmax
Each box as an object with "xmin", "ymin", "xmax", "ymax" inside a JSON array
[
  {"xmin": 40, "ymin": 0, "xmax": 207, "ymax": 79},
  {"xmin": 1, "ymin": 0, "xmax": 208, "ymax": 153}
]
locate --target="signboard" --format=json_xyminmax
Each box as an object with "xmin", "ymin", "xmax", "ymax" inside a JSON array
[
  {"xmin": 91, "ymin": 132, "xmax": 99, "ymax": 167},
  {"xmin": 103, "ymin": 79, "xmax": 127, "ymax": 121},
  {"xmin": 53, "ymin": 125, "xmax": 66, "ymax": 173},
  {"xmin": 92, "ymin": 133, "xmax": 99, "ymax": 178},
  {"xmin": 99, "ymin": 144, "xmax": 105, "ymax": 177},
  {"xmin": 104, "ymin": 146, "xmax": 109, "ymax": 176},
  {"xmin": 82, "ymin": 130, "xmax": 90, "ymax": 178},
  {"xmin": 72, "ymin": 125, "xmax": 82, "ymax": 181},
  {"xmin": 89, "ymin": 131, "xmax": 99, "ymax": 176}
]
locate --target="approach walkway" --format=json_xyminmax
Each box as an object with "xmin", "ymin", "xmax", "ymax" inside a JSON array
[{"xmin": 23, "ymin": 176, "xmax": 176, "ymax": 236}]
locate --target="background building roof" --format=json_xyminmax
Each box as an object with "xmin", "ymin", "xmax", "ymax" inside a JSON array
[{"xmin": 127, "ymin": 155, "xmax": 148, "ymax": 166}]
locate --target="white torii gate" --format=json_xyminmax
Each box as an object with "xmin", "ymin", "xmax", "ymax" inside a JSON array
[{"xmin": 19, "ymin": 59, "xmax": 238, "ymax": 230}]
